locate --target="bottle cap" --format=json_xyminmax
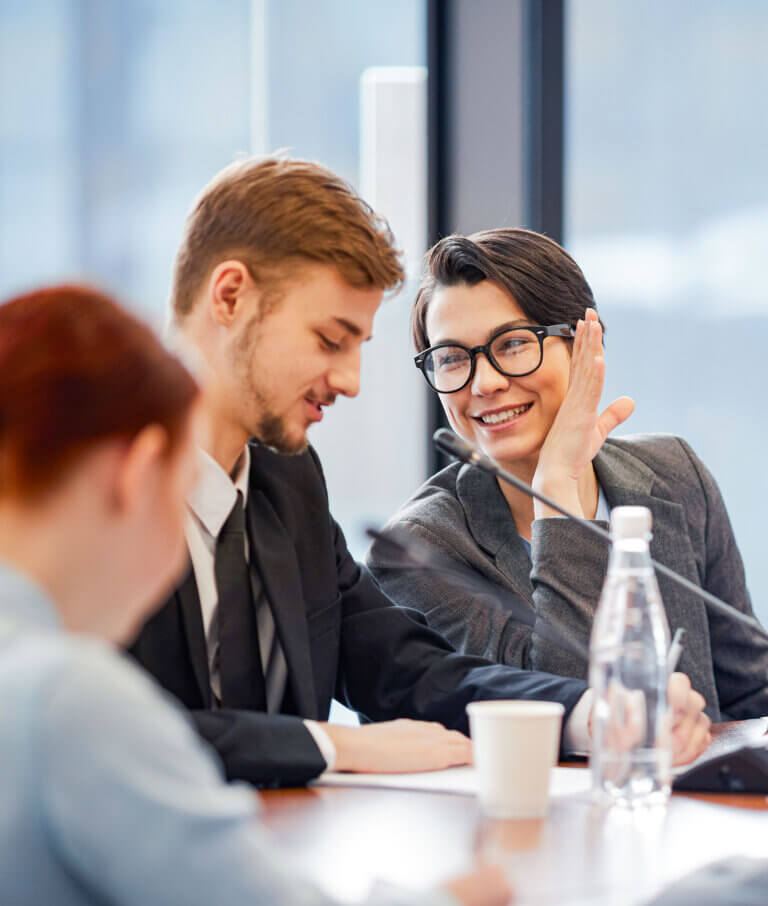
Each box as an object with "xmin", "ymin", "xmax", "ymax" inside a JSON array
[{"xmin": 610, "ymin": 505, "xmax": 652, "ymax": 539}]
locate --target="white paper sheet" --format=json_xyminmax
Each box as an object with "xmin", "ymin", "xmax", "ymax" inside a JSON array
[{"xmin": 312, "ymin": 764, "xmax": 592, "ymax": 798}]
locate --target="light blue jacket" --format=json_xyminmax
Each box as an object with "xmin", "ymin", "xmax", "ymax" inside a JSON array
[{"xmin": 0, "ymin": 563, "xmax": 454, "ymax": 906}]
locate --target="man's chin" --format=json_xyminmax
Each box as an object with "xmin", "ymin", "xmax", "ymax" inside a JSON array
[
  {"xmin": 253, "ymin": 414, "xmax": 309, "ymax": 456},
  {"xmin": 259, "ymin": 438, "xmax": 308, "ymax": 457}
]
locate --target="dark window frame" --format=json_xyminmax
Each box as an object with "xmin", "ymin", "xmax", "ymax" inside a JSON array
[{"xmin": 425, "ymin": 0, "xmax": 565, "ymax": 475}]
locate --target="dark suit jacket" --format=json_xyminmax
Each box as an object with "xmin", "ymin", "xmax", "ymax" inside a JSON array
[
  {"xmin": 129, "ymin": 442, "xmax": 587, "ymax": 787},
  {"xmin": 368, "ymin": 434, "xmax": 768, "ymax": 722}
]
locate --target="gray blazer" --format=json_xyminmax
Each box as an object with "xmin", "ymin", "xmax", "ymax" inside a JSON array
[{"xmin": 367, "ymin": 434, "xmax": 768, "ymax": 721}]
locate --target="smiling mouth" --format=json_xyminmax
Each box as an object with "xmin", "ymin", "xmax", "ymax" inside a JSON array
[
  {"xmin": 304, "ymin": 396, "xmax": 336, "ymax": 423},
  {"xmin": 474, "ymin": 402, "xmax": 533, "ymax": 425}
]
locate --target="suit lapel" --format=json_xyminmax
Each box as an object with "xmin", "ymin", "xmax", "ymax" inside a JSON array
[
  {"xmin": 245, "ymin": 489, "xmax": 318, "ymax": 719},
  {"xmin": 455, "ymin": 463, "xmax": 535, "ymax": 603},
  {"xmin": 594, "ymin": 441, "xmax": 703, "ymax": 595},
  {"xmin": 176, "ymin": 563, "xmax": 211, "ymax": 707}
]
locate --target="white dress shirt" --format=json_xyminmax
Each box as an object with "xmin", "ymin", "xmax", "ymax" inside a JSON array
[{"xmin": 185, "ymin": 445, "xmax": 336, "ymax": 768}]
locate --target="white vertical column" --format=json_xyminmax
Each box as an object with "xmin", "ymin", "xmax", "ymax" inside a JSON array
[
  {"xmin": 312, "ymin": 66, "xmax": 430, "ymax": 575},
  {"xmin": 359, "ymin": 66, "xmax": 427, "ymax": 278},
  {"xmin": 312, "ymin": 64, "xmax": 427, "ymax": 556}
]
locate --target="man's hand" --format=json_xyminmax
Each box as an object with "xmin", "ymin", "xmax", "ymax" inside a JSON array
[
  {"xmin": 442, "ymin": 863, "xmax": 514, "ymax": 906},
  {"xmin": 321, "ymin": 718, "xmax": 472, "ymax": 773},
  {"xmin": 668, "ymin": 672, "xmax": 711, "ymax": 766}
]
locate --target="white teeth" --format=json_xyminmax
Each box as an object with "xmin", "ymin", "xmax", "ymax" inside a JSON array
[{"xmin": 480, "ymin": 404, "xmax": 531, "ymax": 425}]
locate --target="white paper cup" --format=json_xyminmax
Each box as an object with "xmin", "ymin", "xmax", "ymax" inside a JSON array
[{"xmin": 467, "ymin": 700, "xmax": 565, "ymax": 818}]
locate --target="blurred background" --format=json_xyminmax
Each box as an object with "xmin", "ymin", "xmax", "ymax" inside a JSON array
[{"xmin": 2, "ymin": 0, "xmax": 767, "ymax": 627}]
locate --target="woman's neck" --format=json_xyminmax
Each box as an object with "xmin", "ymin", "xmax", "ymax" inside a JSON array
[
  {"xmin": 0, "ymin": 505, "xmax": 69, "ymax": 608},
  {"xmin": 497, "ymin": 457, "xmax": 599, "ymax": 542},
  {"xmin": 0, "ymin": 494, "xmax": 104, "ymax": 633}
]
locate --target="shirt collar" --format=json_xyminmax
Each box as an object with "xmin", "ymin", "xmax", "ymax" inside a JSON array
[
  {"xmin": 595, "ymin": 483, "xmax": 611, "ymax": 522},
  {"xmin": 187, "ymin": 444, "xmax": 251, "ymax": 538},
  {"xmin": 0, "ymin": 560, "xmax": 61, "ymax": 630},
  {"xmin": 233, "ymin": 444, "xmax": 251, "ymax": 500}
]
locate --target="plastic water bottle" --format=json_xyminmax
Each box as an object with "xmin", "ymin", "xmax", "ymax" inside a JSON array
[{"xmin": 589, "ymin": 506, "xmax": 672, "ymax": 806}]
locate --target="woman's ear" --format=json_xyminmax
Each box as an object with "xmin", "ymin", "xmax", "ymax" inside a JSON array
[{"xmin": 113, "ymin": 425, "xmax": 169, "ymax": 515}]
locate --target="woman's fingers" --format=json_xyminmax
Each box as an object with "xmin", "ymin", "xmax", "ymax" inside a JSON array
[
  {"xmin": 572, "ymin": 317, "xmax": 585, "ymax": 355},
  {"xmin": 596, "ymin": 396, "xmax": 635, "ymax": 441},
  {"xmin": 566, "ymin": 340, "xmax": 605, "ymax": 416},
  {"xmin": 569, "ymin": 315, "xmax": 603, "ymax": 391},
  {"xmin": 536, "ymin": 308, "xmax": 623, "ymax": 481}
]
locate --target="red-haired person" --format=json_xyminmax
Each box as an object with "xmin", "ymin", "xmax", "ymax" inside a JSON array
[{"xmin": 0, "ymin": 285, "xmax": 511, "ymax": 906}]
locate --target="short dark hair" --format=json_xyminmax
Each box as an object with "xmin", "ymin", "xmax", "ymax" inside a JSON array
[
  {"xmin": 411, "ymin": 228, "xmax": 599, "ymax": 351},
  {"xmin": 172, "ymin": 157, "xmax": 405, "ymax": 318}
]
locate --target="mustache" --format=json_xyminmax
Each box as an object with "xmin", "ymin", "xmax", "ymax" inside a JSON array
[{"xmin": 308, "ymin": 392, "xmax": 337, "ymax": 406}]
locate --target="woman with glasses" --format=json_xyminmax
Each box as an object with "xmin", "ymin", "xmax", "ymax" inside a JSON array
[
  {"xmin": 368, "ymin": 228, "xmax": 768, "ymax": 722},
  {"xmin": 0, "ymin": 285, "xmax": 510, "ymax": 906}
]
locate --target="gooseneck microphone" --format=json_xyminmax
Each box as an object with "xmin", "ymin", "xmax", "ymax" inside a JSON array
[{"xmin": 433, "ymin": 427, "xmax": 763, "ymax": 634}]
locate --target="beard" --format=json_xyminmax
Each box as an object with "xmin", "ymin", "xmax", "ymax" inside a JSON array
[
  {"xmin": 236, "ymin": 325, "xmax": 308, "ymax": 456},
  {"xmin": 253, "ymin": 408, "xmax": 308, "ymax": 456}
]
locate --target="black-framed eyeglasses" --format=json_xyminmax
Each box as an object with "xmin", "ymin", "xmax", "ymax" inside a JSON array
[{"xmin": 414, "ymin": 323, "xmax": 575, "ymax": 394}]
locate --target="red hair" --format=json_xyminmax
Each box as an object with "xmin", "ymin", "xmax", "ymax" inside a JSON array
[{"xmin": 0, "ymin": 285, "xmax": 199, "ymax": 498}]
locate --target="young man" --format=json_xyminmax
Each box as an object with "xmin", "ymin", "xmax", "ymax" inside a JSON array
[{"xmin": 130, "ymin": 157, "xmax": 710, "ymax": 786}]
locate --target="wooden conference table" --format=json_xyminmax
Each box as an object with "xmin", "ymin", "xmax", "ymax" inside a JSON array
[{"xmin": 261, "ymin": 720, "xmax": 768, "ymax": 906}]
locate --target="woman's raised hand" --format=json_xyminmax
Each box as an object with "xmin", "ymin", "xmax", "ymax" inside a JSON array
[{"xmin": 533, "ymin": 308, "xmax": 634, "ymax": 516}]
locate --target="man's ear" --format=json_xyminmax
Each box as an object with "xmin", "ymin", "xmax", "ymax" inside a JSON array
[
  {"xmin": 113, "ymin": 425, "xmax": 169, "ymax": 514},
  {"xmin": 208, "ymin": 260, "xmax": 256, "ymax": 327}
]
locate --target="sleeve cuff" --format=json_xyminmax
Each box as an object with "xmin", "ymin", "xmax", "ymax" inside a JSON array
[
  {"xmin": 303, "ymin": 720, "xmax": 336, "ymax": 771},
  {"xmin": 562, "ymin": 689, "xmax": 593, "ymax": 755}
]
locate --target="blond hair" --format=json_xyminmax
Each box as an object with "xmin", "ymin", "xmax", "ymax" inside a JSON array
[{"xmin": 171, "ymin": 157, "xmax": 405, "ymax": 317}]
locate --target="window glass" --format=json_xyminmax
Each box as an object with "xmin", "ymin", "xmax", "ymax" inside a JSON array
[
  {"xmin": 0, "ymin": 0, "xmax": 428, "ymax": 563},
  {"xmin": 0, "ymin": 0, "xmax": 251, "ymax": 323},
  {"xmin": 566, "ymin": 0, "xmax": 768, "ymax": 622}
]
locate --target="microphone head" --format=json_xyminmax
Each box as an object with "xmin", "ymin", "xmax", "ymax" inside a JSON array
[{"xmin": 432, "ymin": 428, "xmax": 479, "ymax": 463}]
